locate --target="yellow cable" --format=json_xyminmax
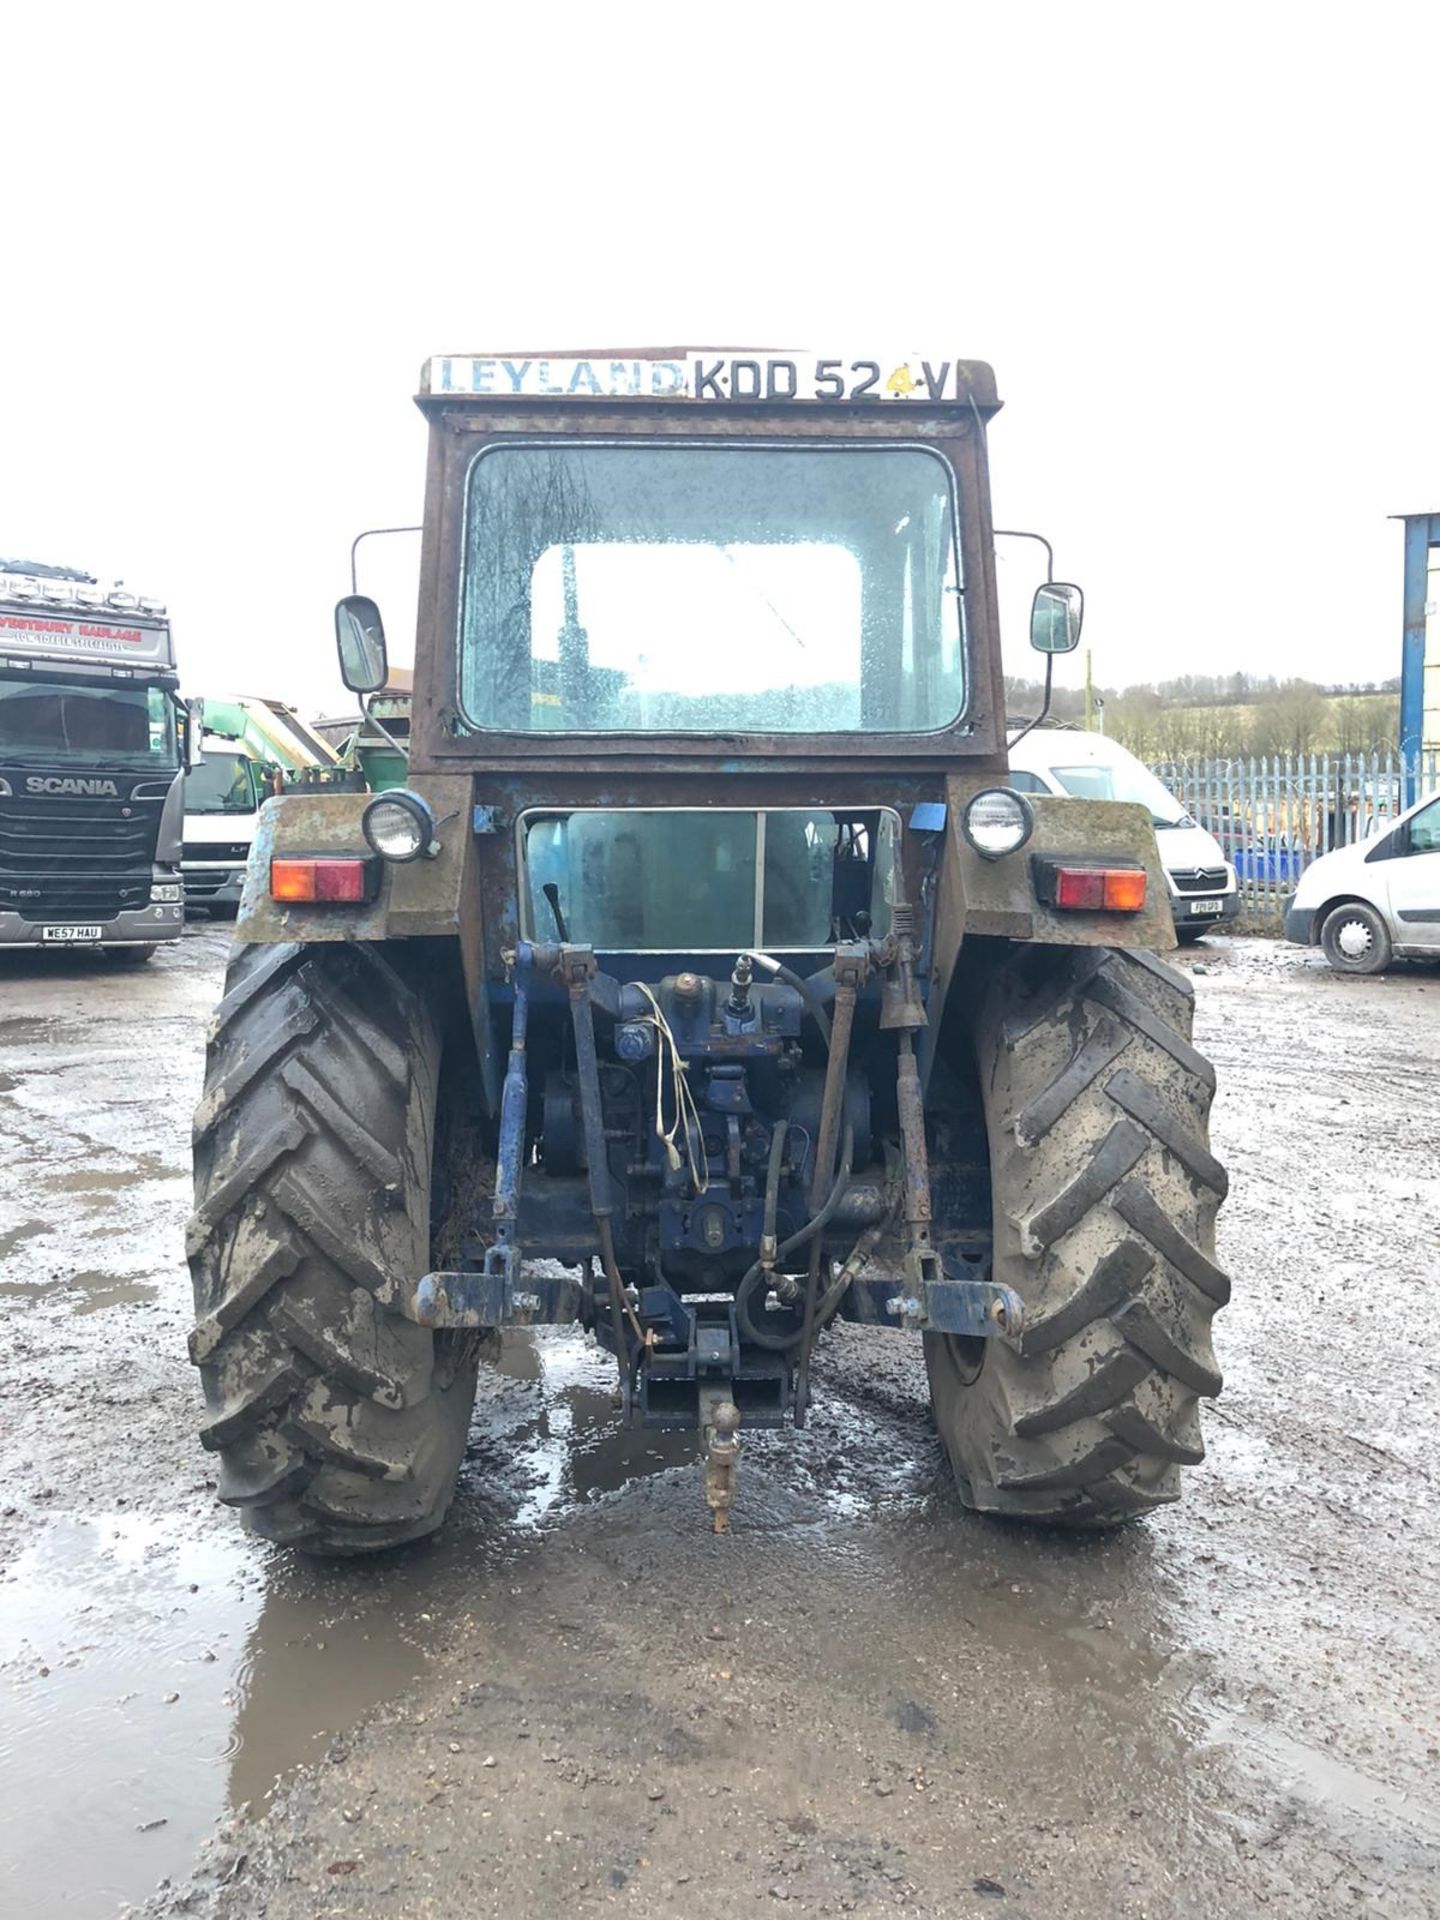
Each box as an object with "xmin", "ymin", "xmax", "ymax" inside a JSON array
[{"xmin": 631, "ymin": 984, "xmax": 705, "ymax": 1195}]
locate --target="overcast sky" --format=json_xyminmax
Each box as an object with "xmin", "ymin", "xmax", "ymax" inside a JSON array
[{"xmin": 3, "ymin": 3, "xmax": 1435, "ymax": 720}]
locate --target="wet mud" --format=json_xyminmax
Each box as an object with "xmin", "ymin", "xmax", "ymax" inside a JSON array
[{"xmin": 1, "ymin": 932, "xmax": 1437, "ymax": 1917}]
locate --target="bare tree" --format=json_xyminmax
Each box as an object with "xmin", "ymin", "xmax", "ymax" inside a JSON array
[
  {"xmin": 1184, "ymin": 702, "xmax": 1250, "ymax": 758},
  {"xmin": 1107, "ymin": 689, "xmax": 1164, "ymax": 758},
  {"xmin": 1331, "ymin": 693, "xmax": 1399, "ymax": 757},
  {"xmin": 1248, "ymin": 680, "xmax": 1329, "ymax": 756}
]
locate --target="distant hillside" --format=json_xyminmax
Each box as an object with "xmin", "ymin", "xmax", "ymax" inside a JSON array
[{"xmin": 1004, "ymin": 674, "xmax": 1400, "ymax": 759}]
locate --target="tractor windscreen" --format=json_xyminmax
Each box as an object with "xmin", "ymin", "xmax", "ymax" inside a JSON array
[{"xmin": 458, "ymin": 443, "xmax": 965, "ymax": 733}]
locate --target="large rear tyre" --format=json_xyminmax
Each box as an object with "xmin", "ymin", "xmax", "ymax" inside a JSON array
[
  {"xmin": 187, "ymin": 942, "xmax": 479, "ymax": 1554},
  {"xmin": 926, "ymin": 946, "xmax": 1229, "ymax": 1527}
]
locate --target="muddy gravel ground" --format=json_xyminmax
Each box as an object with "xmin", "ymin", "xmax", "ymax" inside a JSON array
[{"xmin": 1, "ymin": 930, "xmax": 1438, "ymax": 1920}]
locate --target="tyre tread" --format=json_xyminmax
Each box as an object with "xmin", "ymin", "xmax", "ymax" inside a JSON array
[
  {"xmin": 927, "ymin": 947, "xmax": 1230, "ymax": 1527},
  {"xmin": 188, "ymin": 941, "xmax": 476, "ymax": 1554},
  {"xmin": 1104, "ymin": 1066, "xmax": 1229, "ymax": 1199}
]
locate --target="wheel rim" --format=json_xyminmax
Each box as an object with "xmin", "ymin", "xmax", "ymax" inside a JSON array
[{"xmin": 1335, "ymin": 917, "xmax": 1374, "ymax": 960}]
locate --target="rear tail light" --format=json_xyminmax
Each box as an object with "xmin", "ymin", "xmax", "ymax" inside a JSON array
[
  {"xmin": 270, "ymin": 856, "xmax": 376, "ymax": 904},
  {"xmin": 1098, "ymin": 868, "xmax": 1148, "ymax": 912},
  {"xmin": 1035, "ymin": 858, "xmax": 1148, "ymax": 913}
]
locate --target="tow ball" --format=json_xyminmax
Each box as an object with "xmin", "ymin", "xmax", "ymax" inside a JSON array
[{"xmin": 702, "ymin": 1393, "xmax": 742, "ymax": 1534}]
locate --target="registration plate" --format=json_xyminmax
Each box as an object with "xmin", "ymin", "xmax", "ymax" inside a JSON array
[
  {"xmin": 1188, "ymin": 898, "xmax": 1225, "ymax": 917},
  {"xmin": 41, "ymin": 924, "xmax": 103, "ymax": 943}
]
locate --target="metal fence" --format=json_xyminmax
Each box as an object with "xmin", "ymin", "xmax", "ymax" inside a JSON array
[{"xmin": 1149, "ymin": 750, "xmax": 1440, "ymax": 921}]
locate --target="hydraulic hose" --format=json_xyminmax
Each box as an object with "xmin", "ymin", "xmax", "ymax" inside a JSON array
[
  {"xmin": 775, "ymin": 1124, "xmax": 853, "ymax": 1266},
  {"xmin": 571, "ymin": 970, "xmax": 649, "ymax": 1356},
  {"xmin": 795, "ymin": 966, "xmax": 860, "ymax": 1421},
  {"xmin": 735, "ymin": 1126, "xmax": 854, "ymax": 1352},
  {"xmin": 804, "ymin": 1141, "xmax": 905, "ymax": 1338},
  {"xmin": 759, "ymin": 1119, "xmax": 788, "ymax": 1277},
  {"xmin": 746, "ymin": 952, "xmax": 832, "ymax": 1050}
]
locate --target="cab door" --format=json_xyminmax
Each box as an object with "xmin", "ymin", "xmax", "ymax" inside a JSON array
[{"xmin": 1377, "ymin": 797, "xmax": 1440, "ymax": 951}]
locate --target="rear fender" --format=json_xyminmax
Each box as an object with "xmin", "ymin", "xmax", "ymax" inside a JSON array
[
  {"xmin": 234, "ymin": 775, "xmax": 475, "ymax": 944},
  {"xmin": 934, "ymin": 785, "xmax": 1174, "ymax": 953},
  {"xmin": 923, "ymin": 788, "xmax": 1174, "ymax": 1086},
  {"xmin": 235, "ymin": 776, "xmax": 499, "ymax": 1110}
]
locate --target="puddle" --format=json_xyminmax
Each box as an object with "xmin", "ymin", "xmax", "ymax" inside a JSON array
[
  {"xmin": 464, "ymin": 1328, "xmax": 935, "ymax": 1535},
  {"xmin": 70, "ymin": 1273, "xmax": 160, "ymax": 1315},
  {"xmin": 44, "ymin": 1167, "xmax": 150, "ymax": 1195},
  {"xmin": 0, "ymin": 1329, "xmax": 742, "ymax": 1919},
  {"xmin": 0, "ymin": 1270, "xmax": 159, "ymax": 1313},
  {"xmin": 0, "ymin": 1016, "xmax": 49, "ymax": 1042},
  {"xmin": 41, "ymin": 1154, "xmax": 188, "ymax": 1198},
  {"xmin": 468, "ymin": 1329, "xmax": 699, "ymax": 1529},
  {"xmin": 0, "ymin": 1277, "xmax": 66, "ymax": 1301},
  {"xmin": 0, "ymin": 1218, "xmax": 48, "ymax": 1260},
  {"xmin": 0, "ymin": 1516, "xmax": 257, "ymax": 1920},
  {"xmin": 223, "ymin": 1567, "xmax": 431, "ymax": 1812},
  {"xmin": 0, "ymin": 1513, "xmax": 438, "ymax": 1919}
]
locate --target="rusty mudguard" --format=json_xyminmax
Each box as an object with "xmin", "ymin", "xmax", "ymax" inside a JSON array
[
  {"xmin": 234, "ymin": 773, "xmax": 1173, "ymax": 962},
  {"xmin": 938, "ymin": 782, "xmax": 1176, "ymax": 951},
  {"xmin": 234, "ymin": 775, "xmax": 478, "ymax": 946}
]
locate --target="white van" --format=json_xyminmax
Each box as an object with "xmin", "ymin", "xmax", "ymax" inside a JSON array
[
  {"xmin": 1007, "ymin": 727, "xmax": 1239, "ymax": 941},
  {"xmin": 1283, "ymin": 789, "xmax": 1440, "ymax": 972},
  {"xmin": 183, "ymin": 733, "xmax": 264, "ymax": 911}
]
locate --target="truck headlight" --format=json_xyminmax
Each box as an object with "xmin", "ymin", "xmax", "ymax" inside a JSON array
[
  {"xmin": 962, "ymin": 788, "xmax": 1034, "ymax": 861},
  {"xmin": 151, "ymin": 882, "xmax": 183, "ymax": 903},
  {"xmin": 362, "ymin": 790, "xmax": 436, "ymax": 863}
]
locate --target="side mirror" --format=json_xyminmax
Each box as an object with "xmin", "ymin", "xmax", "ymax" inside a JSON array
[
  {"xmin": 1030, "ymin": 582, "xmax": 1084, "ymax": 655},
  {"xmin": 184, "ymin": 696, "xmax": 206, "ymax": 769},
  {"xmin": 335, "ymin": 594, "xmax": 389, "ymax": 694}
]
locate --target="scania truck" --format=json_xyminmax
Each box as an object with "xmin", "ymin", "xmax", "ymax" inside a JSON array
[{"xmin": 0, "ymin": 560, "xmax": 192, "ymax": 958}]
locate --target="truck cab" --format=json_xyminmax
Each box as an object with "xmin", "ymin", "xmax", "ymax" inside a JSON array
[
  {"xmin": 183, "ymin": 735, "xmax": 265, "ymax": 912},
  {"xmin": 0, "ymin": 562, "xmax": 187, "ymax": 955}
]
